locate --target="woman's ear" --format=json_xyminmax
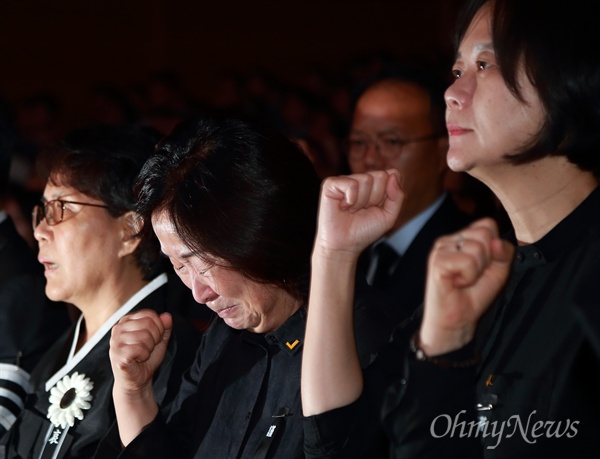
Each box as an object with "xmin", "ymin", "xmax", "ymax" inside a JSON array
[{"xmin": 118, "ymin": 211, "xmax": 142, "ymax": 258}]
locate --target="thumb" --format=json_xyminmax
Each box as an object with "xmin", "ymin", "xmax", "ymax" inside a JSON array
[
  {"xmin": 486, "ymin": 238, "xmax": 514, "ymax": 287},
  {"xmin": 490, "ymin": 238, "xmax": 515, "ymax": 264},
  {"xmin": 158, "ymin": 312, "xmax": 173, "ymax": 347}
]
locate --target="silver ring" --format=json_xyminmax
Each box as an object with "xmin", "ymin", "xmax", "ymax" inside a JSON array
[{"xmin": 456, "ymin": 234, "xmax": 465, "ymax": 252}]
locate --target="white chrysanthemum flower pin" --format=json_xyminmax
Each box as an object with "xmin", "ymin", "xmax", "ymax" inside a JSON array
[{"xmin": 47, "ymin": 372, "xmax": 94, "ymax": 429}]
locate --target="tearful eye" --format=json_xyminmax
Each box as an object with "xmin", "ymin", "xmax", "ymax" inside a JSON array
[{"xmin": 477, "ymin": 61, "xmax": 490, "ymax": 71}]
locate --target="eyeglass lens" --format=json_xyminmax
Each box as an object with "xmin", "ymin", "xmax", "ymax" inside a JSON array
[{"xmin": 32, "ymin": 201, "xmax": 60, "ymax": 229}]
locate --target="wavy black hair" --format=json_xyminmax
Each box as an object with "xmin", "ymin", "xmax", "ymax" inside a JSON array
[{"xmin": 135, "ymin": 115, "xmax": 322, "ymax": 304}]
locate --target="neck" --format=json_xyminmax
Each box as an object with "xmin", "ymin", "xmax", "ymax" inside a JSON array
[
  {"xmin": 78, "ymin": 268, "xmax": 149, "ymax": 346},
  {"xmin": 258, "ymin": 294, "xmax": 304, "ymax": 334},
  {"xmin": 472, "ymin": 156, "xmax": 598, "ymax": 244}
]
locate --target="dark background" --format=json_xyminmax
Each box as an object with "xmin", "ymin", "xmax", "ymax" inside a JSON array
[
  {"xmin": 2, "ymin": 0, "xmax": 492, "ymax": 250},
  {"xmin": 1, "ymin": 0, "xmax": 464, "ymax": 126},
  {"xmin": 2, "ymin": 0, "xmax": 508, "ymax": 286}
]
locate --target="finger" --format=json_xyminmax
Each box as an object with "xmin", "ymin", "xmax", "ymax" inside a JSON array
[
  {"xmin": 346, "ymin": 170, "xmax": 395, "ymax": 212},
  {"xmin": 448, "ymin": 233, "xmax": 493, "ymax": 276},
  {"xmin": 158, "ymin": 312, "xmax": 173, "ymax": 348},
  {"xmin": 111, "ymin": 339, "xmax": 154, "ymax": 366},
  {"xmin": 435, "ymin": 249, "xmax": 485, "ymax": 289},
  {"xmin": 348, "ymin": 173, "xmax": 375, "ymax": 211},
  {"xmin": 490, "ymin": 238, "xmax": 514, "ymax": 263},
  {"xmin": 321, "ymin": 175, "xmax": 360, "ymax": 211},
  {"xmin": 445, "ymin": 220, "xmax": 498, "ymax": 267},
  {"xmin": 382, "ymin": 169, "xmax": 404, "ymax": 219},
  {"xmin": 117, "ymin": 310, "xmax": 165, "ymax": 345},
  {"xmin": 464, "ymin": 217, "xmax": 500, "ymax": 239},
  {"xmin": 430, "ymin": 232, "xmax": 486, "ymax": 286}
]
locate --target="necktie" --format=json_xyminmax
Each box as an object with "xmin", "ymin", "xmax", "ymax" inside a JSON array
[{"xmin": 370, "ymin": 242, "xmax": 399, "ymax": 288}]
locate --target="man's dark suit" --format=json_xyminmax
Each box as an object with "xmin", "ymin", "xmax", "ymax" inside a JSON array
[{"xmin": 358, "ymin": 194, "xmax": 473, "ymax": 327}]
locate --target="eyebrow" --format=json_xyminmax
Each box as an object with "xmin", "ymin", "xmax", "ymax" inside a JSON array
[
  {"xmin": 160, "ymin": 249, "xmax": 195, "ymax": 260},
  {"xmin": 456, "ymin": 42, "xmax": 494, "ymax": 60},
  {"xmin": 41, "ymin": 191, "xmax": 75, "ymax": 202}
]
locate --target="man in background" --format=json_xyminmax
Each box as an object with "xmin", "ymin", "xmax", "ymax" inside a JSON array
[{"xmin": 346, "ymin": 64, "xmax": 472, "ymax": 325}]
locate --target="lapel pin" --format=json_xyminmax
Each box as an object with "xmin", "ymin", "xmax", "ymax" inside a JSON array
[{"xmin": 286, "ymin": 339, "xmax": 300, "ymax": 350}]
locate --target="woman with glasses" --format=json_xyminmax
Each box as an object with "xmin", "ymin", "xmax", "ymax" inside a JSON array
[{"xmin": 0, "ymin": 124, "xmax": 201, "ymax": 459}]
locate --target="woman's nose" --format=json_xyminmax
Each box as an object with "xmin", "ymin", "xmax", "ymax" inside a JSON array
[
  {"xmin": 190, "ymin": 275, "xmax": 219, "ymax": 305},
  {"xmin": 33, "ymin": 219, "xmax": 51, "ymax": 243},
  {"xmin": 445, "ymin": 76, "xmax": 472, "ymax": 111}
]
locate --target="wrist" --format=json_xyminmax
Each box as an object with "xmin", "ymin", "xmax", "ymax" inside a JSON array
[
  {"xmin": 311, "ymin": 243, "xmax": 361, "ymax": 266},
  {"xmin": 410, "ymin": 332, "xmax": 480, "ymax": 369},
  {"xmin": 113, "ymin": 379, "xmax": 155, "ymax": 404},
  {"xmin": 112, "ymin": 382, "xmax": 158, "ymax": 447},
  {"xmin": 418, "ymin": 324, "xmax": 476, "ymax": 356}
]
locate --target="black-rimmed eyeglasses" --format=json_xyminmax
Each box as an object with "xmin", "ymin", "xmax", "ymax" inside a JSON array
[
  {"xmin": 32, "ymin": 199, "xmax": 109, "ymax": 230},
  {"xmin": 345, "ymin": 133, "xmax": 443, "ymax": 160}
]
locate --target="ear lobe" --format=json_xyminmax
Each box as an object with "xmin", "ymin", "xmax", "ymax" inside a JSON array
[{"xmin": 118, "ymin": 211, "xmax": 143, "ymax": 258}]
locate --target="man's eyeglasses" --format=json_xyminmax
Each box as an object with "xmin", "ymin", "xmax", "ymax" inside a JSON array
[
  {"xmin": 32, "ymin": 199, "xmax": 109, "ymax": 230},
  {"xmin": 345, "ymin": 133, "xmax": 442, "ymax": 160}
]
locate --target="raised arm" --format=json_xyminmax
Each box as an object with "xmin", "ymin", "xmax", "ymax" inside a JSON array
[
  {"xmin": 302, "ymin": 169, "xmax": 404, "ymax": 416},
  {"xmin": 109, "ymin": 309, "xmax": 172, "ymax": 446}
]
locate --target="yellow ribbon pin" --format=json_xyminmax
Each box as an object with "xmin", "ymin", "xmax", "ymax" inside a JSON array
[{"xmin": 286, "ymin": 339, "xmax": 300, "ymax": 350}]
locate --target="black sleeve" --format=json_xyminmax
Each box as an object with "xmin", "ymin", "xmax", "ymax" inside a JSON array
[
  {"xmin": 94, "ymin": 413, "xmax": 172, "ymax": 459},
  {"xmin": 382, "ymin": 342, "xmax": 483, "ymax": 459}
]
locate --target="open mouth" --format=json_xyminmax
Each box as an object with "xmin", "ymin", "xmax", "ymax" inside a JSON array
[{"xmin": 41, "ymin": 261, "xmax": 58, "ymax": 272}]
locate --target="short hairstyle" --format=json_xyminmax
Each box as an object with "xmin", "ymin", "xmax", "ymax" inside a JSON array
[
  {"xmin": 43, "ymin": 124, "xmax": 163, "ymax": 279},
  {"xmin": 455, "ymin": 0, "xmax": 600, "ymax": 176},
  {"xmin": 350, "ymin": 62, "xmax": 450, "ymax": 136},
  {"xmin": 135, "ymin": 115, "xmax": 322, "ymax": 304}
]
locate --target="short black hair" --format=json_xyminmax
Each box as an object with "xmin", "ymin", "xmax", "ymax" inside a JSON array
[
  {"xmin": 135, "ymin": 115, "xmax": 322, "ymax": 304},
  {"xmin": 455, "ymin": 0, "xmax": 600, "ymax": 175},
  {"xmin": 43, "ymin": 124, "xmax": 163, "ymax": 279}
]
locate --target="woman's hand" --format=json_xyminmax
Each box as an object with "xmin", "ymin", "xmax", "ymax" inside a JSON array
[
  {"xmin": 419, "ymin": 218, "xmax": 514, "ymax": 355},
  {"xmin": 110, "ymin": 310, "xmax": 172, "ymax": 392},
  {"xmin": 314, "ymin": 169, "xmax": 404, "ymax": 257},
  {"xmin": 302, "ymin": 169, "xmax": 404, "ymax": 416},
  {"xmin": 109, "ymin": 309, "xmax": 172, "ymax": 445}
]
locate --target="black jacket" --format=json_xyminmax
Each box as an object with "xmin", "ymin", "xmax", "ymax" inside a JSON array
[
  {"xmin": 94, "ymin": 285, "xmax": 395, "ymax": 459},
  {"xmin": 0, "ymin": 280, "xmax": 201, "ymax": 459}
]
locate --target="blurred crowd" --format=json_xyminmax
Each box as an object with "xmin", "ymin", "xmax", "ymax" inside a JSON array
[{"xmin": 0, "ymin": 51, "xmax": 506, "ymax": 249}]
